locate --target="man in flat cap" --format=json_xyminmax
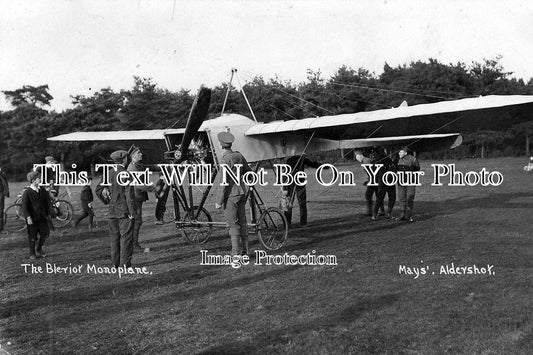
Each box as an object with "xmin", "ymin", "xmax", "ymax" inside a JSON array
[
  {"xmin": 127, "ymin": 146, "xmax": 151, "ymax": 251},
  {"xmin": 43, "ymin": 155, "xmax": 59, "ymax": 197},
  {"xmin": 20, "ymin": 170, "xmax": 54, "ymax": 259},
  {"xmin": 395, "ymin": 146, "xmax": 420, "ymax": 222},
  {"xmin": 96, "ymin": 150, "xmax": 135, "ymax": 267},
  {"xmin": 215, "ymin": 131, "xmax": 252, "ymax": 255}
]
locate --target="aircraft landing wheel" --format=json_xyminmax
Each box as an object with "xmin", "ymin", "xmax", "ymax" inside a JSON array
[
  {"xmin": 257, "ymin": 207, "xmax": 288, "ymax": 250},
  {"xmin": 180, "ymin": 206, "xmax": 212, "ymax": 244}
]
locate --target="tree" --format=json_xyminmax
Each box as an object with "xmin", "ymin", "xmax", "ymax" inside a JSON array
[
  {"xmin": 2, "ymin": 84, "xmax": 53, "ymax": 108},
  {"xmin": 120, "ymin": 77, "xmax": 193, "ymax": 129}
]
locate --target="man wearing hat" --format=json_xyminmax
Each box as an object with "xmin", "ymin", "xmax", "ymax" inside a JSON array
[
  {"xmin": 127, "ymin": 147, "xmax": 150, "ymax": 251},
  {"xmin": 395, "ymin": 146, "xmax": 420, "ymax": 222},
  {"xmin": 372, "ymin": 147, "xmax": 396, "ymax": 220},
  {"xmin": 43, "ymin": 155, "xmax": 59, "ymax": 197},
  {"xmin": 282, "ymin": 154, "xmax": 322, "ymax": 227},
  {"xmin": 96, "ymin": 150, "xmax": 135, "ymax": 267},
  {"xmin": 215, "ymin": 131, "xmax": 252, "ymax": 255},
  {"xmin": 20, "ymin": 170, "xmax": 55, "ymax": 259}
]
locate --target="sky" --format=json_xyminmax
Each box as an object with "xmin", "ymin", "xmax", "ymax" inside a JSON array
[{"xmin": 1, "ymin": 0, "xmax": 532, "ymax": 112}]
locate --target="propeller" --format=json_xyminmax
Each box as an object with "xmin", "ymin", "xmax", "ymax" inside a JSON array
[{"xmin": 176, "ymin": 85, "xmax": 211, "ymax": 161}]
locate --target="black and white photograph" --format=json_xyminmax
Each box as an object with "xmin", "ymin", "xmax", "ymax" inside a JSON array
[{"xmin": 1, "ymin": 1, "xmax": 533, "ymax": 354}]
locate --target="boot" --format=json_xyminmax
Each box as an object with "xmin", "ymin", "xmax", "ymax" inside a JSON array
[
  {"xmin": 396, "ymin": 208, "xmax": 407, "ymax": 221},
  {"xmin": 36, "ymin": 236, "xmax": 47, "ymax": 258},
  {"xmin": 406, "ymin": 207, "xmax": 413, "ymax": 222},
  {"xmin": 29, "ymin": 239, "xmax": 36, "ymax": 259},
  {"xmin": 230, "ymin": 234, "xmax": 241, "ymax": 256},
  {"xmin": 241, "ymin": 235, "xmax": 250, "ymax": 256}
]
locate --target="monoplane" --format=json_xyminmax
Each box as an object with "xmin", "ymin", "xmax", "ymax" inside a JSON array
[{"xmin": 48, "ymin": 71, "xmax": 533, "ymax": 249}]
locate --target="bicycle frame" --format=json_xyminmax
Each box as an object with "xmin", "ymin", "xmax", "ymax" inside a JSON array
[{"xmin": 171, "ymin": 162, "xmax": 269, "ymax": 232}]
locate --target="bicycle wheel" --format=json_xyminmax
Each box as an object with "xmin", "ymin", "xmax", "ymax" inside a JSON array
[
  {"xmin": 180, "ymin": 206, "xmax": 212, "ymax": 244},
  {"xmin": 257, "ymin": 207, "xmax": 288, "ymax": 250},
  {"xmin": 4, "ymin": 204, "xmax": 27, "ymax": 233},
  {"xmin": 52, "ymin": 200, "xmax": 74, "ymax": 228}
]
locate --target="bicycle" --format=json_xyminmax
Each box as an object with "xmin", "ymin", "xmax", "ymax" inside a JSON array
[
  {"xmin": 4, "ymin": 189, "xmax": 74, "ymax": 233},
  {"xmin": 172, "ymin": 165, "xmax": 288, "ymax": 250}
]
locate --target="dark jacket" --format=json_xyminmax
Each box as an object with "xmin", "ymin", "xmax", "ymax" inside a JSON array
[
  {"xmin": 80, "ymin": 185, "xmax": 94, "ymax": 202},
  {"xmin": 284, "ymin": 156, "xmax": 321, "ymax": 190},
  {"xmin": 216, "ymin": 149, "xmax": 252, "ymax": 205},
  {"xmin": 96, "ymin": 165, "xmax": 134, "ymax": 218},
  {"xmin": 286, "ymin": 156, "xmax": 321, "ymax": 173},
  {"xmin": 127, "ymin": 161, "xmax": 149, "ymax": 202},
  {"xmin": 154, "ymin": 178, "xmax": 169, "ymax": 199},
  {"xmin": 20, "ymin": 186, "xmax": 54, "ymax": 223},
  {"xmin": 371, "ymin": 150, "xmax": 396, "ymax": 183},
  {"xmin": 396, "ymin": 154, "xmax": 420, "ymax": 172},
  {"xmin": 0, "ymin": 171, "xmax": 8, "ymax": 197}
]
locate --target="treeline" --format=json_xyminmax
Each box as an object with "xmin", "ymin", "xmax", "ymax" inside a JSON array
[{"xmin": 1, "ymin": 57, "xmax": 533, "ymax": 179}]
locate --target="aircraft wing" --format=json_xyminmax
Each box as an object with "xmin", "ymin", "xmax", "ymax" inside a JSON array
[
  {"xmin": 245, "ymin": 95, "xmax": 533, "ymax": 140},
  {"xmin": 47, "ymin": 129, "xmax": 186, "ymax": 164},
  {"xmin": 47, "ymin": 129, "xmax": 184, "ymax": 142},
  {"xmin": 339, "ymin": 133, "xmax": 463, "ymax": 152}
]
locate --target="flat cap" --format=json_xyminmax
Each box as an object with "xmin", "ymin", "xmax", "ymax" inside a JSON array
[
  {"xmin": 399, "ymin": 146, "xmax": 410, "ymax": 153},
  {"xmin": 217, "ymin": 131, "xmax": 235, "ymax": 147},
  {"xmin": 45, "ymin": 155, "xmax": 57, "ymax": 163},
  {"xmin": 110, "ymin": 150, "xmax": 129, "ymax": 163},
  {"xmin": 27, "ymin": 170, "xmax": 40, "ymax": 183}
]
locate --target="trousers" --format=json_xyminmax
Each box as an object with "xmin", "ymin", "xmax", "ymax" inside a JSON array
[
  {"xmin": 74, "ymin": 200, "xmax": 94, "ymax": 226},
  {"xmin": 397, "ymin": 185, "xmax": 416, "ymax": 218},
  {"xmin": 109, "ymin": 217, "xmax": 133, "ymax": 267},
  {"xmin": 224, "ymin": 195, "xmax": 249, "ymax": 255},
  {"xmin": 284, "ymin": 185, "xmax": 307, "ymax": 226},
  {"xmin": 27, "ymin": 219, "xmax": 50, "ymax": 255},
  {"xmin": 132, "ymin": 200, "xmax": 144, "ymax": 245}
]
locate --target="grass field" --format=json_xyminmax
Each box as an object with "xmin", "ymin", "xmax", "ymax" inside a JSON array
[{"xmin": 1, "ymin": 157, "xmax": 533, "ymax": 354}]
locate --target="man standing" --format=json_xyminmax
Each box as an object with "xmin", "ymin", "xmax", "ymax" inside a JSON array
[
  {"xmin": 154, "ymin": 172, "xmax": 169, "ymax": 225},
  {"xmin": 372, "ymin": 147, "xmax": 396, "ymax": 220},
  {"xmin": 127, "ymin": 147, "xmax": 149, "ymax": 251},
  {"xmin": 96, "ymin": 150, "xmax": 135, "ymax": 268},
  {"xmin": 283, "ymin": 154, "xmax": 321, "ymax": 227},
  {"xmin": 0, "ymin": 166, "xmax": 9, "ymax": 233},
  {"xmin": 215, "ymin": 132, "xmax": 252, "ymax": 256},
  {"xmin": 20, "ymin": 171, "xmax": 54, "ymax": 259},
  {"xmin": 396, "ymin": 146, "xmax": 420, "ymax": 222},
  {"xmin": 73, "ymin": 176, "xmax": 95, "ymax": 229}
]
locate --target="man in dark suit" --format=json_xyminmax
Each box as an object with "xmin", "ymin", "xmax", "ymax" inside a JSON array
[
  {"xmin": 96, "ymin": 150, "xmax": 135, "ymax": 267},
  {"xmin": 20, "ymin": 171, "xmax": 54, "ymax": 259},
  {"xmin": 372, "ymin": 147, "xmax": 396, "ymax": 220},
  {"xmin": 283, "ymin": 155, "xmax": 321, "ymax": 227},
  {"xmin": 215, "ymin": 132, "xmax": 252, "ymax": 255}
]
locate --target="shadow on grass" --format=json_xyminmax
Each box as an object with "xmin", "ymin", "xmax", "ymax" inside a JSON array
[
  {"xmin": 0, "ymin": 264, "xmax": 210, "ymax": 319},
  {"xmin": 196, "ymin": 293, "xmax": 400, "ymax": 354},
  {"xmin": 280, "ymin": 191, "xmax": 533, "ymax": 252},
  {"xmin": 0, "ymin": 228, "xmax": 105, "ymax": 252},
  {"xmin": 1, "ymin": 265, "xmax": 300, "ymax": 336}
]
